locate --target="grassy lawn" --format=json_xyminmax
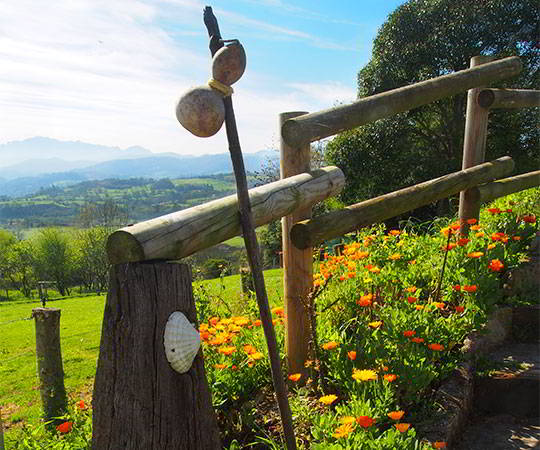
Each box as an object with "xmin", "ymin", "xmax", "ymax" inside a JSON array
[{"xmin": 0, "ymin": 268, "xmax": 283, "ymax": 436}]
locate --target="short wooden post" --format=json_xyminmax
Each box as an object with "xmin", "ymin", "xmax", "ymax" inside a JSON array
[
  {"xmin": 92, "ymin": 262, "xmax": 220, "ymax": 450},
  {"xmin": 32, "ymin": 308, "xmax": 68, "ymax": 422},
  {"xmin": 0, "ymin": 410, "xmax": 4, "ymax": 450},
  {"xmin": 459, "ymin": 56, "xmax": 494, "ymax": 234},
  {"xmin": 280, "ymin": 111, "xmax": 312, "ymax": 378}
]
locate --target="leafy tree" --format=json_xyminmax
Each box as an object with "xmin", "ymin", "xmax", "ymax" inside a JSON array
[
  {"xmin": 0, "ymin": 229, "xmax": 17, "ymax": 298},
  {"xmin": 73, "ymin": 226, "xmax": 111, "ymax": 294},
  {"xmin": 78, "ymin": 198, "xmax": 128, "ymax": 228},
  {"xmin": 326, "ymin": 0, "xmax": 539, "ymax": 212},
  {"xmin": 5, "ymin": 240, "xmax": 36, "ymax": 298},
  {"xmin": 33, "ymin": 228, "xmax": 75, "ymax": 296}
]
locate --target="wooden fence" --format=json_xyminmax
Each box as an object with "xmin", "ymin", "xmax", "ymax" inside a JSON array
[{"xmin": 92, "ymin": 55, "xmax": 539, "ymax": 448}]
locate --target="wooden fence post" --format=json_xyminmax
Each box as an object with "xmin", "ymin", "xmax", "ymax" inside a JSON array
[
  {"xmin": 32, "ymin": 308, "xmax": 68, "ymax": 422},
  {"xmin": 459, "ymin": 55, "xmax": 495, "ymax": 233},
  {"xmin": 280, "ymin": 111, "xmax": 312, "ymax": 378},
  {"xmin": 0, "ymin": 410, "xmax": 4, "ymax": 450},
  {"xmin": 92, "ymin": 262, "xmax": 220, "ymax": 450}
]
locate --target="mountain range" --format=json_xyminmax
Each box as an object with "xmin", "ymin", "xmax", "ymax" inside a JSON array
[{"xmin": 0, "ymin": 137, "xmax": 278, "ymax": 197}]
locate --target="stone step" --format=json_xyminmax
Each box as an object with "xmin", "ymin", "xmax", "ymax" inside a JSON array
[{"xmin": 474, "ymin": 342, "xmax": 540, "ymax": 418}]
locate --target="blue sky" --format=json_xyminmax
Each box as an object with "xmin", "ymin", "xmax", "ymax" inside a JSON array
[{"xmin": 1, "ymin": 0, "xmax": 406, "ymax": 156}]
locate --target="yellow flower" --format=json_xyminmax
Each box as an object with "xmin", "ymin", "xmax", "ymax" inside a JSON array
[
  {"xmin": 388, "ymin": 253, "xmax": 402, "ymax": 260},
  {"xmin": 340, "ymin": 416, "xmax": 356, "ymax": 424},
  {"xmin": 333, "ymin": 422, "xmax": 355, "ymax": 438},
  {"xmin": 368, "ymin": 321, "xmax": 383, "ymax": 329},
  {"xmin": 319, "ymin": 394, "xmax": 338, "ymax": 405},
  {"xmin": 352, "ymin": 368, "xmax": 378, "ymax": 382},
  {"xmin": 249, "ymin": 351, "xmax": 264, "ymax": 360}
]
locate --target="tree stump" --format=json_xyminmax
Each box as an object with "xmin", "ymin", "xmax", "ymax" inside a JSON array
[
  {"xmin": 92, "ymin": 262, "xmax": 221, "ymax": 450},
  {"xmin": 32, "ymin": 307, "xmax": 68, "ymax": 423}
]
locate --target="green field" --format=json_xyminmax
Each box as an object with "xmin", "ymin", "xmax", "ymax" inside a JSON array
[{"xmin": 0, "ymin": 268, "xmax": 283, "ymax": 436}]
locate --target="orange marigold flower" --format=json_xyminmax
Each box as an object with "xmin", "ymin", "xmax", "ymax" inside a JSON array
[
  {"xmin": 271, "ymin": 306, "xmax": 284, "ymax": 317},
  {"xmin": 369, "ymin": 266, "xmax": 381, "ymax": 274},
  {"xmin": 333, "ymin": 422, "xmax": 355, "ymax": 438},
  {"xmin": 77, "ymin": 400, "xmax": 86, "ymax": 410},
  {"xmin": 453, "ymin": 284, "xmax": 461, "ymax": 291},
  {"xmin": 512, "ymin": 236, "xmax": 521, "ymax": 241},
  {"xmin": 219, "ymin": 346, "xmax": 236, "ymax": 356},
  {"xmin": 488, "ymin": 208, "xmax": 501, "ymax": 214},
  {"xmin": 428, "ymin": 343, "xmax": 444, "ymax": 351},
  {"xmin": 249, "ymin": 352, "xmax": 264, "ymax": 360},
  {"xmin": 347, "ymin": 271, "xmax": 356, "ymax": 278},
  {"xmin": 491, "ymin": 232, "xmax": 507, "ymax": 242},
  {"xmin": 56, "ymin": 421, "xmax": 73, "ymax": 434},
  {"xmin": 403, "ymin": 330, "xmax": 416, "ymax": 338},
  {"xmin": 433, "ymin": 302, "xmax": 445, "ymax": 310},
  {"xmin": 243, "ymin": 344, "xmax": 256, "ymax": 355},
  {"xmin": 475, "ymin": 231, "xmax": 485, "ymax": 238},
  {"xmin": 455, "ymin": 305, "xmax": 465, "ymax": 313},
  {"xmin": 319, "ymin": 394, "xmax": 338, "ymax": 405},
  {"xmin": 389, "ymin": 229, "xmax": 401, "ymax": 236},
  {"xmin": 408, "ymin": 259, "xmax": 417, "ymax": 265},
  {"xmin": 450, "ymin": 221, "xmax": 461, "ymax": 230},
  {"xmin": 522, "ymin": 214, "xmax": 536, "ymax": 223},
  {"xmin": 209, "ymin": 317, "xmax": 219, "ymax": 326},
  {"xmin": 415, "ymin": 305, "xmax": 425, "ymax": 310},
  {"xmin": 440, "ymin": 227, "xmax": 452, "ymax": 237},
  {"xmin": 368, "ymin": 320, "xmax": 383, "ymax": 329},
  {"xmin": 388, "ymin": 253, "xmax": 402, "ymax": 260},
  {"xmin": 395, "ymin": 423, "xmax": 411, "ymax": 433},
  {"xmin": 442, "ymin": 243, "xmax": 457, "ymax": 251},
  {"xmin": 470, "ymin": 224, "xmax": 482, "ymax": 231},
  {"xmin": 433, "ymin": 442, "xmax": 447, "ymax": 449},
  {"xmin": 457, "ymin": 238, "xmax": 470, "ymax": 246},
  {"xmin": 387, "ymin": 410, "xmax": 405, "ymax": 420},
  {"xmin": 253, "ymin": 319, "xmax": 262, "ymax": 326},
  {"xmin": 288, "ymin": 373, "xmax": 302, "ymax": 382},
  {"xmin": 407, "ymin": 296, "xmax": 418, "ymax": 304},
  {"xmin": 467, "ymin": 251, "xmax": 484, "ymax": 258},
  {"xmin": 488, "ymin": 259, "xmax": 504, "ymax": 272},
  {"xmin": 347, "ymin": 351, "xmax": 357, "ymax": 361},
  {"xmin": 214, "ymin": 363, "xmax": 227, "ymax": 370},
  {"xmin": 463, "ymin": 285, "xmax": 477, "ymax": 293},
  {"xmin": 322, "ymin": 341, "xmax": 339, "ymax": 350},
  {"xmin": 466, "ymin": 218, "xmax": 477, "ymax": 225},
  {"xmin": 352, "ymin": 368, "xmax": 378, "ymax": 382},
  {"xmin": 411, "ymin": 337, "xmax": 424, "ymax": 343},
  {"xmin": 339, "ymin": 275, "xmax": 346, "ymax": 282},
  {"xmin": 383, "ymin": 374, "xmax": 398, "ymax": 382},
  {"xmin": 406, "ymin": 286, "xmax": 417, "ymax": 293},
  {"xmin": 356, "ymin": 415, "xmax": 375, "ymax": 428},
  {"xmin": 357, "ymin": 294, "xmax": 373, "ymax": 307}
]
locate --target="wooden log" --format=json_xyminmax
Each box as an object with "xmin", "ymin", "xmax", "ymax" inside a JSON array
[
  {"xmin": 281, "ymin": 56, "xmax": 522, "ymax": 147},
  {"xmin": 92, "ymin": 262, "xmax": 220, "ymax": 450},
  {"xmin": 107, "ymin": 166, "xmax": 344, "ymax": 264},
  {"xmin": 459, "ymin": 56, "xmax": 493, "ymax": 234},
  {"xmin": 477, "ymin": 89, "xmax": 540, "ymax": 109},
  {"xmin": 290, "ymin": 157, "xmax": 514, "ymax": 250},
  {"xmin": 280, "ymin": 111, "xmax": 312, "ymax": 379},
  {"xmin": 475, "ymin": 171, "xmax": 540, "ymax": 204},
  {"xmin": 32, "ymin": 308, "xmax": 68, "ymax": 422}
]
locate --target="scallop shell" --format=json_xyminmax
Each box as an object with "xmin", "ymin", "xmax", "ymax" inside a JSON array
[{"xmin": 163, "ymin": 311, "xmax": 201, "ymax": 374}]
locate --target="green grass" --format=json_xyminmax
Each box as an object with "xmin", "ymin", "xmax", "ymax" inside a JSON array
[
  {"xmin": 0, "ymin": 295, "xmax": 106, "ymax": 432},
  {"xmin": 0, "ymin": 268, "xmax": 283, "ymax": 437}
]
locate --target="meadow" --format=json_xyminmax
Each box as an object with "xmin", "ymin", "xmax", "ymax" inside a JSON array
[{"xmin": 1, "ymin": 188, "xmax": 538, "ymax": 449}]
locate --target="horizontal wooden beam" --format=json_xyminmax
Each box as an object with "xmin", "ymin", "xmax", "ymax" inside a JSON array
[
  {"xmin": 107, "ymin": 166, "xmax": 345, "ymax": 264},
  {"xmin": 290, "ymin": 157, "xmax": 515, "ymax": 249},
  {"xmin": 477, "ymin": 89, "xmax": 540, "ymax": 109},
  {"xmin": 476, "ymin": 170, "xmax": 540, "ymax": 204},
  {"xmin": 281, "ymin": 56, "xmax": 522, "ymax": 147}
]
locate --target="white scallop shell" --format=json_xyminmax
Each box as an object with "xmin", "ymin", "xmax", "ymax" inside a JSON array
[{"xmin": 163, "ymin": 311, "xmax": 201, "ymax": 374}]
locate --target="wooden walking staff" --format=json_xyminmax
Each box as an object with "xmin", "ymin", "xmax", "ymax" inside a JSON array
[{"xmin": 176, "ymin": 7, "xmax": 297, "ymax": 449}]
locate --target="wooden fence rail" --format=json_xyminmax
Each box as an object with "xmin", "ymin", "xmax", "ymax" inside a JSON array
[
  {"xmin": 477, "ymin": 89, "xmax": 540, "ymax": 109},
  {"xmin": 290, "ymin": 157, "xmax": 514, "ymax": 250},
  {"xmin": 281, "ymin": 56, "xmax": 521, "ymax": 147},
  {"xmin": 106, "ymin": 166, "xmax": 344, "ymax": 264},
  {"xmin": 475, "ymin": 170, "xmax": 540, "ymax": 204}
]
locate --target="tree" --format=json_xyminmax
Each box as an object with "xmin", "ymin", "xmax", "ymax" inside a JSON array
[
  {"xmin": 34, "ymin": 228, "xmax": 74, "ymax": 296},
  {"xmin": 78, "ymin": 198, "xmax": 128, "ymax": 228},
  {"xmin": 326, "ymin": 0, "xmax": 539, "ymax": 212},
  {"xmin": 5, "ymin": 240, "xmax": 36, "ymax": 298},
  {"xmin": 0, "ymin": 229, "xmax": 16, "ymax": 298},
  {"xmin": 73, "ymin": 227, "xmax": 111, "ymax": 294}
]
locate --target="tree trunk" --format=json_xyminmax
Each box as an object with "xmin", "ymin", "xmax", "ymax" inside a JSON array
[
  {"xmin": 92, "ymin": 262, "xmax": 220, "ymax": 450},
  {"xmin": 32, "ymin": 308, "xmax": 68, "ymax": 422}
]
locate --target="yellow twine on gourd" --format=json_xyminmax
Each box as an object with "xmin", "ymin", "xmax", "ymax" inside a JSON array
[{"xmin": 208, "ymin": 78, "xmax": 234, "ymax": 96}]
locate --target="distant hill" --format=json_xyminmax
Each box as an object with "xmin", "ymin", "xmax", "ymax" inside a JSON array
[{"xmin": 0, "ymin": 137, "xmax": 278, "ymax": 197}]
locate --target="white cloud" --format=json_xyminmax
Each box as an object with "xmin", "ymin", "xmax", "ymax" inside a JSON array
[{"xmin": 0, "ymin": 0, "xmax": 360, "ymax": 158}]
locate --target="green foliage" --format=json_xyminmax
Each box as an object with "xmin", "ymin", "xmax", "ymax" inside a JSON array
[
  {"xmin": 201, "ymin": 258, "xmax": 232, "ymax": 280},
  {"xmin": 327, "ymin": 0, "xmax": 539, "ymax": 208}
]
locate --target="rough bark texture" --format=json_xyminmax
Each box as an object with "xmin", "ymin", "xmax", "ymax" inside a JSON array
[
  {"xmin": 281, "ymin": 56, "xmax": 521, "ymax": 147},
  {"xmin": 32, "ymin": 308, "xmax": 68, "ymax": 422},
  {"xmin": 92, "ymin": 262, "xmax": 220, "ymax": 450},
  {"xmin": 280, "ymin": 111, "xmax": 312, "ymax": 379}
]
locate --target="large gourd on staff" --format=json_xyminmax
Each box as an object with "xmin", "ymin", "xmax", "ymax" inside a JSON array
[{"xmin": 175, "ymin": 41, "xmax": 246, "ymax": 137}]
